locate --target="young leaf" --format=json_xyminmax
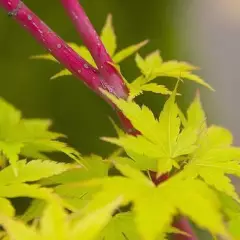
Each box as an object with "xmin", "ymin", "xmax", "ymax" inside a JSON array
[
  {"xmin": 21, "ymin": 199, "xmax": 46, "ymax": 222},
  {"xmin": 186, "ymin": 93, "xmax": 206, "ymax": 131},
  {"xmin": 0, "ymin": 98, "xmax": 83, "ymax": 173},
  {"xmin": 98, "ymin": 212, "xmax": 141, "ymax": 240},
  {"xmin": 183, "ymin": 125, "xmax": 240, "ymax": 199},
  {"xmin": 103, "ymin": 90, "xmax": 198, "ymax": 174},
  {"xmin": 0, "ymin": 215, "xmax": 41, "ymax": 240},
  {"xmin": 51, "ymin": 69, "xmax": 72, "ymax": 80},
  {"xmin": 40, "ymin": 202, "xmax": 68, "ymax": 240},
  {"xmin": 128, "ymin": 76, "xmax": 171, "ymax": 100},
  {"xmin": 141, "ymin": 83, "xmax": 171, "ymax": 95},
  {"xmin": 218, "ymin": 192, "xmax": 240, "ymax": 239},
  {"xmin": 0, "ymin": 198, "xmax": 15, "ymax": 217},
  {"xmin": 70, "ymin": 197, "xmax": 122, "ymax": 240},
  {"xmin": 171, "ymin": 94, "xmax": 206, "ymax": 158},
  {"xmin": 0, "ymin": 160, "xmax": 71, "ymax": 185},
  {"xmin": 2, "ymin": 197, "xmax": 121, "ymax": 240},
  {"xmin": 113, "ymin": 40, "xmax": 148, "ymax": 64},
  {"xmin": 135, "ymin": 52, "xmax": 213, "ymax": 90},
  {"xmin": 37, "ymin": 155, "xmax": 110, "ymax": 211},
  {"xmin": 0, "ymin": 142, "xmax": 23, "ymax": 175},
  {"xmin": 0, "ymin": 184, "xmax": 55, "ymax": 201},
  {"xmin": 101, "ymin": 14, "xmax": 117, "ymax": 56},
  {"xmin": 135, "ymin": 51, "xmax": 163, "ymax": 77},
  {"xmin": 84, "ymin": 164, "xmax": 225, "ymax": 240},
  {"xmin": 54, "ymin": 184, "xmax": 100, "ymax": 211},
  {"xmin": 41, "ymin": 154, "xmax": 109, "ymax": 185},
  {"xmin": 30, "ymin": 53, "xmax": 58, "ymax": 62}
]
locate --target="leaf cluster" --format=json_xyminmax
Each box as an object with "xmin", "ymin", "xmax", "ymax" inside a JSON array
[{"xmin": 1, "ymin": 13, "xmax": 240, "ymax": 240}]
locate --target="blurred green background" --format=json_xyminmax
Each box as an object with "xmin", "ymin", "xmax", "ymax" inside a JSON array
[{"xmin": 0, "ymin": 0, "xmax": 192, "ymax": 156}]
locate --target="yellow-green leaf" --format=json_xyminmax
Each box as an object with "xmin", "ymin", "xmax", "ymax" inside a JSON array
[
  {"xmin": 0, "ymin": 198, "xmax": 15, "ymax": 217},
  {"xmin": 0, "ymin": 215, "xmax": 41, "ymax": 240},
  {"xmin": 51, "ymin": 69, "xmax": 72, "ymax": 80},
  {"xmin": 40, "ymin": 202, "xmax": 68, "ymax": 240},
  {"xmin": 113, "ymin": 40, "xmax": 148, "ymax": 63},
  {"xmin": 0, "ymin": 160, "xmax": 71, "ymax": 185},
  {"xmin": 70, "ymin": 197, "xmax": 122, "ymax": 240},
  {"xmin": 101, "ymin": 14, "xmax": 117, "ymax": 56}
]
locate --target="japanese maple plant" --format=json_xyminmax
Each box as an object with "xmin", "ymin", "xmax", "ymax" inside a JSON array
[{"xmin": 0, "ymin": 0, "xmax": 240, "ymax": 240}]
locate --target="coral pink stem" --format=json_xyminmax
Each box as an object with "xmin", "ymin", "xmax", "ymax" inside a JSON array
[
  {"xmin": 61, "ymin": 0, "xmax": 129, "ymax": 99},
  {"xmin": 0, "ymin": 0, "xmax": 103, "ymax": 93}
]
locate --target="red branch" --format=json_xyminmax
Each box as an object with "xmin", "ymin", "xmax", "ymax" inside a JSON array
[
  {"xmin": 0, "ymin": 0, "xmax": 104, "ymax": 94},
  {"xmin": 0, "ymin": 0, "xmax": 198, "ymax": 239},
  {"xmin": 61, "ymin": 0, "xmax": 129, "ymax": 99}
]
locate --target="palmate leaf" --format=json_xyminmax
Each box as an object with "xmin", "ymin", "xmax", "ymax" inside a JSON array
[
  {"xmin": 0, "ymin": 215, "xmax": 42, "ymax": 240},
  {"xmin": 171, "ymin": 94, "xmax": 206, "ymax": 158},
  {"xmin": 0, "ymin": 198, "xmax": 15, "ymax": 217},
  {"xmin": 183, "ymin": 125, "xmax": 240, "ymax": 200},
  {"xmin": 0, "ymin": 98, "xmax": 83, "ymax": 174},
  {"xmin": 128, "ymin": 76, "xmax": 172, "ymax": 100},
  {"xmin": 21, "ymin": 199, "xmax": 46, "ymax": 222},
  {"xmin": 0, "ymin": 183, "xmax": 62, "ymax": 218},
  {"xmin": 98, "ymin": 212, "xmax": 188, "ymax": 240},
  {"xmin": 218, "ymin": 192, "xmax": 240, "ymax": 239},
  {"xmin": 21, "ymin": 154, "xmax": 110, "ymax": 221},
  {"xmin": 41, "ymin": 154, "xmax": 110, "ymax": 186},
  {"xmin": 82, "ymin": 164, "xmax": 225, "ymax": 240},
  {"xmin": 102, "ymin": 90, "xmax": 200, "ymax": 174},
  {"xmin": 178, "ymin": 95, "xmax": 240, "ymax": 200},
  {"xmin": 117, "ymin": 52, "xmax": 172, "ymax": 100},
  {"xmin": 52, "ymin": 155, "xmax": 110, "ymax": 210},
  {"xmin": 0, "ymin": 159, "xmax": 71, "ymax": 185},
  {"xmin": 98, "ymin": 212, "xmax": 140, "ymax": 240},
  {"xmin": 0, "ymin": 184, "xmax": 55, "ymax": 201},
  {"xmin": 70, "ymin": 198, "xmax": 122, "ymax": 240},
  {"xmin": 0, "ymin": 158, "xmax": 70, "ymax": 218},
  {"xmin": 135, "ymin": 51, "xmax": 213, "ymax": 90},
  {"xmin": 1, "ymin": 197, "xmax": 121, "ymax": 240},
  {"xmin": 31, "ymin": 15, "xmax": 147, "ymax": 80}
]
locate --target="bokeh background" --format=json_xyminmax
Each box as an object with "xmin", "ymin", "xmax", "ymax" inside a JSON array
[{"xmin": 0, "ymin": 0, "xmax": 239, "ymax": 164}]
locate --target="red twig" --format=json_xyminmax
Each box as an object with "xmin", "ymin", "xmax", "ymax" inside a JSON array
[
  {"xmin": 61, "ymin": 0, "xmax": 129, "ymax": 99},
  {"xmin": 0, "ymin": 0, "xmax": 103, "ymax": 94}
]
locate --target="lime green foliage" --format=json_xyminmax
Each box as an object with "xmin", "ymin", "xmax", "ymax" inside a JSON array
[
  {"xmin": 1, "ymin": 89, "xmax": 240, "ymax": 239},
  {"xmin": 31, "ymin": 14, "xmax": 148, "ymax": 80},
  {"xmin": 126, "ymin": 51, "xmax": 213, "ymax": 100},
  {"xmin": 1, "ymin": 13, "xmax": 240, "ymax": 240},
  {"xmin": 103, "ymin": 90, "xmax": 240, "ymax": 200},
  {"xmin": 0, "ymin": 197, "xmax": 121, "ymax": 240},
  {"xmin": 81, "ymin": 164, "xmax": 225, "ymax": 240},
  {"xmin": 31, "ymin": 14, "xmax": 212, "ymax": 101},
  {"xmin": 21, "ymin": 154, "xmax": 111, "ymax": 222},
  {"xmin": 0, "ymin": 98, "xmax": 82, "ymax": 174},
  {"xmin": 103, "ymin": 88, "xmax": 198, "ymax": 174},
  {"xmin": 135, "ymin": 52, "xmax": 212, "ymax": 89},
  {"xmin": 219, "ymin": 192, "xmax": 240, "ymax": 239},
  {"xmin": 98, "ymin": 212, "xmax": 141, "ymax": 240},
  {"xmin": 0, "ymin": 159, "xmax": 72, "ymax": 218}
]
